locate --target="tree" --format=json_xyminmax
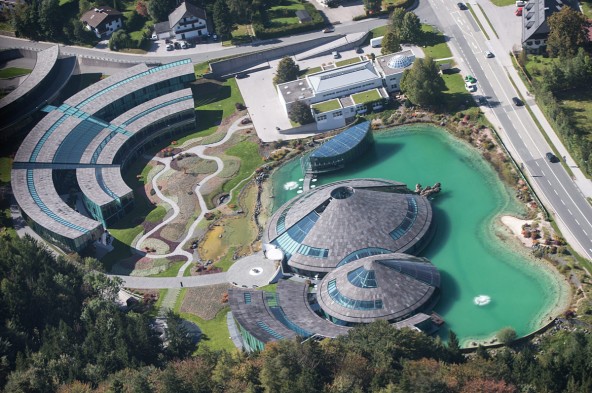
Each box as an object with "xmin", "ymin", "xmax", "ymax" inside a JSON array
[
  {"xmin": 389, "ymin": 7, "xmax": 406, "ymax": 38},
  {"xmin": 148, "ymin": 0, "xmax": 176, "ymax": 22},
  {"xmin": 381, "ymin": 29, "xmax": 401, "ymax": 55},
  {"xmin": 273, "ymin": 57, "xmax": 300, "ymax": 85},
  {"xmin": 400, "ymin": 56, "xmax": 446, "ymax": 107},
  {"xmin": 401, "ymin": 11, "xmax": 421, "ymax": 43},
  {"xmin": 227, "ymin": 0, "xmax": 252, "ymax": 24},
  {"xmin": 213, "ymin": 0, "xmax": 233, "ymax": 40},
  {"xmin": 79, "ymin": 0, "xmax": 93, "ymax": 17},
  {"xmin": 546, "ymin": 7, "xmax": 589, "ymax": 58},
  {"xmin": 126, "ymin": 10, "xmax": 146, "ymax": 32},
  {"xmin": 11, "ymin": 2, "xmax": 39, "ymax": 40},
  {"xmin": 497, "ymin": 327, "xmax": 517, "ymax": 346},
  {"xmin": 39, "ymin": 0, "xmax": 62, "ymax": 40},
  {"xmin": 136, "ymin": 0, "xmax": 149, "ymax": 17},
  {"xmin": 164, "ymin": 310, "xmax": 196, "ymax": 361},
  {"xmin": 363, "ymin": 0, "xmax": 381, "ymax": 15},
  {"xmin": 109, "ymin": 29, "xmax": 130, "ymax": 51},
  {"xmin": 289, "ymin": 101, "xmax": 314, "ymax": 125}
]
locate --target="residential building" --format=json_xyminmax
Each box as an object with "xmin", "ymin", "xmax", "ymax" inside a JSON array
[
  {"xmin": 80, "ymin": 6, "xmax": 123, "ymax": 39},
  {"xmin": 521, "ymin": 0, "xmax": 580, "ymax": 54},
  {"xmin": 153, "ymin": 1, "xmax": 210, "ymax": 41}
]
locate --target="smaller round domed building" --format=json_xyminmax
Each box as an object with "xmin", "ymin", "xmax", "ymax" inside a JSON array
[{"xmin": 317, "ymin": 253, "xmax": 440, "ymax": 325}]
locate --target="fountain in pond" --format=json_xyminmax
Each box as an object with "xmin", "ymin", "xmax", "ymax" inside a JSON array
[
  {"xmin": 284, "ymin": 181, "xmax": 299, "ymax": 190},
  {"xmin": 473, "ymin": 295, "xmax": 491, "ymax": 306}
]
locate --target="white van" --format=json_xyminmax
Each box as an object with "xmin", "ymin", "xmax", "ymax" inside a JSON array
[{"xmin": 370, "ymin": 36, "xmax": 384, "ymax": 48}]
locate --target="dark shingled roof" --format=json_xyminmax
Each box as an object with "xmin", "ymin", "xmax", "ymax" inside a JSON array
[
  {"xmin": 265, "ymin": 179, "xmax": 434, "ymax": 274},
  {"xmin": 522, "ymin": 0, "xmax": 580, "ymax": 43},
  {"xmin": 317, "ymin": 253, "xmax": 440, "ymax": 323},
  {"xmin": 168, "ymin": 1, "xmax": 207, "ymax": 28},
  {"xmin": 80, "ymin": 6, "xmax": 122, "ymax": 29}
]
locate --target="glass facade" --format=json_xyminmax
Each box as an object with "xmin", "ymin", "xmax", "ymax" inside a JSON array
[
  {"xmin": 390, "ymin": 195, "xmax": 418, "ymax": 240},
  {"xmin": 336, "ymin": 247, "xmax": 393, "ymax": 267},
  {"xmin": 327, "ymin": 279, "xmax": 383, "ymax": 310},
  {"xmin": 305, "ymin": 121, "xmax": 374, "ymax": 174},
  {"xmin": 347, "ymin": 266, "xmax": 378, "ymax": 288}
]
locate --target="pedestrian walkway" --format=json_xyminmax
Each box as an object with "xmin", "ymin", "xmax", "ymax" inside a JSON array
[{"xmin": 112, "ymin": 272, "xmax": 228, "ymax": 289}]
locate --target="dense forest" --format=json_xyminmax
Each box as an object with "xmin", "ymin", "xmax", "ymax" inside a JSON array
[{"xmin": 1, "ymin": 235, "xmax": 592, "ymax": 392}]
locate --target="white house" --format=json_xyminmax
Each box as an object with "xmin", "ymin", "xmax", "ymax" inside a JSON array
[
  {"xmin": 276, "ymin": 50, "xmax": 415, "ymax": 131},
  {"xmin": 153, "ymin": 1, "xmax": 210, "ymax": 41},
  {"xmin": 80, "ymin": 6, "xmax": 123, "ymax": 39}
]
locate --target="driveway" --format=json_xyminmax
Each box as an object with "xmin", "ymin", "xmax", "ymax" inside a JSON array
[{"xmin": 308, "ymin": 0, "xmax": 366, "ymax": 24}]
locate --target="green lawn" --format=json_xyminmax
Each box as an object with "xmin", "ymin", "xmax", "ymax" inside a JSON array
[
  {"xmin": 335, "ymin": 57, "xmax": 362, "ymax": 67},
  {"xmin": 0, "ymin": 157, "xmax": 12, "ymax": 183},
  {"xmin": 145, "ymin": 205, "xmax": 167, "ymax": 222},
  {"xmin": 555, "ymin": 88, "xmax": 592, "ymax": 147},
  {"xmin": 222, "ymin": 141, "xmax": 264, "ymax": 193},
  {"xmin": 271, "ymin": 17, "xmax": 300, "ymax": 26},
  {"xmin": 176, "ymin": 78, "xmax": 245, "ymax": 145},
  {"xmin": 302, "ymin": 66, "xmax": 322, "ymax": 76},
  {"xmin": 418, "ymin": 25, "xmax": 453, "ymax": 60},
  {"xmin": 352, "ymin": 89, "xmax": 382, "ymax": 104},
  {"xmin": 0, "ymin": 21, "xmax": 14, "ymax": 31},
  {"xmin": 269, "ymin": 0, "xmax": 305, "ymax": 11},
  {"xmin": 466, "ymin": 4, "xmax": 491, "ymax": 41},
  {"xmin": 0, "ymin": 67, "xmax": 32, "ymax": 79},
  {"xmin": 149, "ymin": 260, "xmax": 186, "ymax": 277},
  {"xmin": 311, "ymin": 99, "xmax": 341, "ymax": 113},
  {"xmin": 490, "ymin": 0, "xmax": 517, "ymax": 5},
  {"xmin": 214, "ymin": 246, "xmax": 237, "ymax": 271},
  {"xmin": 179, "ymin": 308, "xmax": 236, "ymax": 353},
  {"xmin": 442, "ymin": 72, "xmax": 476, "ymax": 112},
  {"xmin": 583, "ymin": 0, "xmax": 592, "ymax": 18}
]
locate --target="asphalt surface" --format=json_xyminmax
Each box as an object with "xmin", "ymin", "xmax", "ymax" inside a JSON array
[{"xmin": 417, "ymin": 0, "xmax": 592, "ymax": 260}]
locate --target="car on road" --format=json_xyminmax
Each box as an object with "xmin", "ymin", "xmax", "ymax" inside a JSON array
[
  {"xmin": 323, "ymin": 27, "xmax": 335, "ymax": 33},
  {"xmin": 485, "ymin": 50, "xmax": 494, "ymax": 58},
  {"xmin": 457, "ymin": 2, "xmax": 467, "ymax": 10},
  {"xmin": 465, "ymin": 83, "xmax": 477, "ymax": 92},
  {"xmin": 333, "ymin": 51, "xmax": 340, "ymax": 59},
  {"xmin": 464, "ymin": 75, "xmax": 477, "ymax": 84},
  {"xmin": 512, "ymin": 97, "xmax": 523, "ymax": 106},
  {"xmin": 546, "ymin": 152, "xmax": 559, "ymax": 163},
  {"xmin": 515, "ymin": 7, "xmax": 523, "ymax": 16}
]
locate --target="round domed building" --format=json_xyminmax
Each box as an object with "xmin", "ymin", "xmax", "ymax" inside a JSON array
[
  {"xmin": 317, "ymin": 253, "xmax": 440, "ymax": 326},
  {"xmin": 264, "ymin": 179, "xmax": 435, "ymax": 277}
]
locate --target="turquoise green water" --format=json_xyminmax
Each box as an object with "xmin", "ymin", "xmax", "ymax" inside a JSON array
[{"xmin": 271, "ymin": 125, "xmax": 560, "ymax": 343}]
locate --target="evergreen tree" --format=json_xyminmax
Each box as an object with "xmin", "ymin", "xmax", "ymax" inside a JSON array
[
  {"xmin": 148, "ymin": 0, "xmax": 176, "ymax": 22},
  {"xmin": 389, "ymin": 7, "xmax": 406, "ymax": 38},
  {"xmin": 381, "ymin": 29, "xmax": 402, "ymax": 55},
  {"xmin": 363, "ymin": 0, "xmax": 381, "ymax": 15},
  {"xmin": 289, "ymin": 101, "xmax": 314, "ymax": 125},
  {"xmin": 401, "ymin": 11, "xmax": 421, "ymax": 43},
  {"xmin": 213, "ymin": 0, "xmax": 233, "ymax": 40},
  {"xmin": 164, "ymin": 310, "xmax": 196, "ymax": 361},
  {"xmin": 274, "ymin": 56, "xmax": 300, "ymax": 85},
  {"xmin": 400, "ymin": 56, "xmax": 445, "ymax": 107}
]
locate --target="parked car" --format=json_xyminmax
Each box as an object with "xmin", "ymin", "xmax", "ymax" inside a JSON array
[
  {"xmin": 180, "ymin": 40, "xmax": 188, "ymax": 49},
  {"xmin": 457, "ymin": 2, "xmax": 467, "ymax": 10},
  {"xmin": 235, "ymin": 73, "xmax": 249, "ymax": 79},
  {"xmin": 546, "ymin": 152, "xmax": 559, "ymax": 163},
  {"xmin": 174, "ymin": 41, "xmax": 182, "ymax": 49},
  {"xmin": 165, "ymin": 38, "xmax": 172, "ymax": 44},
  {"xmin": 465, "ymin": 83, "xmax": 477, "ymax": 92},
  {"xmin": 166, "ymin": 43, "xmax": 174, "ymax": 51},
  {"xmin": 485, "ymin": 50, "xmax": 494, "ymax": 58},
  {"xmin": 356, "ymin": 46, "xmax": 363, "ymax": 54},
  {"xmin": 332, "ymin": 51, "xmax": 340, "ymax": 59},
  {"xmin": 512, "ymin": 97, "xmax": 523, "ymax": 106},
  {"xmin": 323, "ymin": 27, "xmax": 335, "ymax": 33},
  {"xmin": 515, "ymin": 7, "xmax": 523, "ymax": 16},
  {"xmin": 464, "ymin": 75, "xmax": 477, "ymax": 84}
]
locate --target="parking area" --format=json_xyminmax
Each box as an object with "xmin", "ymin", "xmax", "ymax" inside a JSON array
[
  {"xmin": 147, "ymin": 39, "xmax": 227, "ymax": 56},
  {"xmin": 308, "ymin": 0, "xmax": 365, "ymax": 24},
  {"xmin": 477, "ymin": 1, "xmax": 523, "ymax": 51}
]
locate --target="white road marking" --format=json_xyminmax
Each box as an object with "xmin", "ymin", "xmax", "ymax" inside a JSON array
[
  {"xmin": 554, "ymin": 190, "xmax": 558, "ymax": 195},
  {"xmin": 575, "ymin": 219, "xmax": 580, "ymax": 226},
  {"xmin": 568, "ymin": 209, "xmax": 573, "ymax": 215},
  {"xmin": 561, "ymin": 200, "xmax": 565, "ymax": 205}
]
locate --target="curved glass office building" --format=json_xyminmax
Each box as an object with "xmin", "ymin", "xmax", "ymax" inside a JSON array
[
  {"xmin": 301, "ymin": 121, "xmax": 373, "ymax": 174},
  {"xmin": 264, "ymin": 179, "xmax": 435, "ymax": 277}
]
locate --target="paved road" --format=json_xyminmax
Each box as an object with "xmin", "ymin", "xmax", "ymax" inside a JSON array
[
  {"xmin": 112, "ymin": 272, "xmax": 228, "ymax": 289},
  {"xmin": 419, "ymin": 0, "xmax": 592, "ymax": 260},
  {"xmin": 0, "ymin": 18, "xmax": 387, "ymax": 65}
]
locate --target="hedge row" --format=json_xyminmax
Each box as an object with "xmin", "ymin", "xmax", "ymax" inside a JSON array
[{"xmin": 253, "ymin": 3, "xmax": 324, "ymax": 40}]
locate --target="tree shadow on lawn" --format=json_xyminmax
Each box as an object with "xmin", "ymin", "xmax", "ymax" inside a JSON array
[{"xmin": 191, "ymin": 80, "xmax": 231, "ymax": 107}]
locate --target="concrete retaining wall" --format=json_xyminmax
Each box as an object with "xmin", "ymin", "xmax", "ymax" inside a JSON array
[{"xmin": 209, "ymin": 36, "xmax": 340, "ymax": 77}]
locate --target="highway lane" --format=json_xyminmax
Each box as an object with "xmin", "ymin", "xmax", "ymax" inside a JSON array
[{"xmin": 423, "ymin": 0, "xmax": 592, "ymax": 260}]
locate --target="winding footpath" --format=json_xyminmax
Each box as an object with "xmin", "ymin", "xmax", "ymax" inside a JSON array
[{"xmin": 118, "ymin": 116, "xmax": 253, "ymax": 285}]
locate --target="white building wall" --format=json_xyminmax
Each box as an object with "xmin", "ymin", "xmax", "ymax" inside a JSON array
[
  {"xmin": 312, "ymin": 78, "xmax": 383, "ymax": 104},
  {"xmin": 173, "ymin": 16, "xmax": 208, "ymax": 40},
  {"xmin": 523, "ymin": 38, "xmax": 547, "ymax": 53},
  {"xmin": 383, "ymin": 73, "xmax": 404, "ymax": 93}
]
